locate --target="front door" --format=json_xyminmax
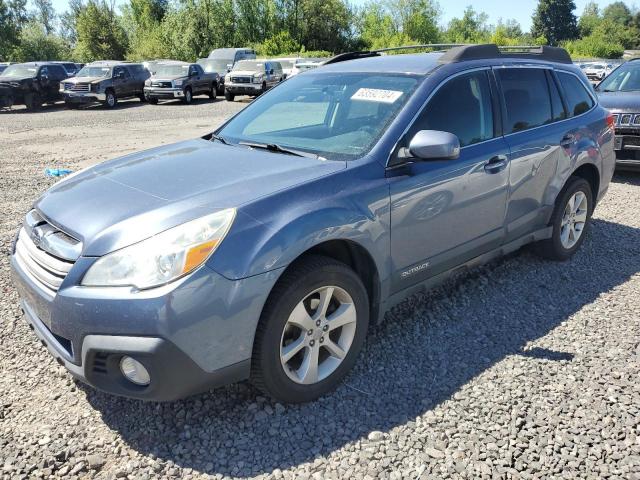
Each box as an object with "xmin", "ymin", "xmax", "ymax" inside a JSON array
[{"xmin": 388, "ymin": 69, "xmax": 510, "ymax": 292}]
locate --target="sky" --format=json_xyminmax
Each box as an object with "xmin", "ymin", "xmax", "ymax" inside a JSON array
[{"xmin": 48, "ymin": 0, "xmax": 635, "ymax": 32}]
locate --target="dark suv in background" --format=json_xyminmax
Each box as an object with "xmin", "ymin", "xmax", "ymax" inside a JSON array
[
  {"xmin": 11, "ymin": 45, "xmax": 615, "ymax": 403},
  {"xmin": 60, "ymin": 61, "xmax": 150, "ymax": 108},
  {"xmin": 144, "ymin": 61, "xmax": 219, "ymax": 104},
  {"xmin": 0, "ymin": 62, "xmax": 70, "ymax": 110},
  {"xmin": 596, "ymin": 58, "xmax": 640, "ymax": 170}
]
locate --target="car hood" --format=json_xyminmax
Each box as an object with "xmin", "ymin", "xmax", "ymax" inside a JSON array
[
  {"xmin": 0, "ymin": 76, "xmax": 31, "ymax": 84},
  {"xmin": 150, "ymin": 76, "xmax": 185, "ymax": 82},
  {"xmin": 229, "ymin": 70, "xmax": 260, "ymax": 76},
  {"xmin": 597, "ymin": 91, "xmax": 640, "ymax": 112},
  {"xmin": 65, "ymin": 76, "xmax": 108, "ymax": 84},
  {"xmin": 35, "ymin": 138, "xmax": 345, "ymax": 256}
]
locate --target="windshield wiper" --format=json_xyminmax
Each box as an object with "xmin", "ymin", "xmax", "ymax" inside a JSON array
[
  {"xmin": 209, "ymin": 133, "xmax": 231, "ymax": 145},
  {"xmin": 239, "ymin": 141, "xmax": 321, "ymax": 159}
]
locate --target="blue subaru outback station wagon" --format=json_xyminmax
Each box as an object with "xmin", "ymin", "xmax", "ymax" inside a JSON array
[{"xmin": 11, "ymin": 45, "xmax": 615, "ymax": 403}]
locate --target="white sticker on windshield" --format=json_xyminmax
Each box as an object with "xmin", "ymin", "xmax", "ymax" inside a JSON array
[{"xmin": 351, "ymin": 88, "xmax": 403, "ymax": 103}]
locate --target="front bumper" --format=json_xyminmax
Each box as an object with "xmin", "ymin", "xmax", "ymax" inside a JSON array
[
  {"xmin": 62, "ymin": 91, "xmax": 106, "ymax": 103},
  {"xmin": 613, "ymin": 129, "xmax": 640, "ymax": 170},
  {"xmin": 225, "ymin": 83, "xmax": 262, "ymax": 95},
  {"xmin": 144, "ymin": 86, "xmax": 184, "ymax": 99},
  {"xmin": 11, "ymin": 248, "xmax": 282, "ymax": 401}
]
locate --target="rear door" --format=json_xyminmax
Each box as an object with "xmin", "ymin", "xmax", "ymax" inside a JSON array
[
  {"xmin": 388, "ymin": 68, "xmax": 511, "ymax": 291},
  {"xmin": 495, "ymin": 67, "xmax": 573, "ymax": 242}
]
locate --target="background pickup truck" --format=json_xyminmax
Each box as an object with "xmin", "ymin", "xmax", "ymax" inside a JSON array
[{"xmin": 144, "ymin": 61, "xmax": 219, "ymax": 104}]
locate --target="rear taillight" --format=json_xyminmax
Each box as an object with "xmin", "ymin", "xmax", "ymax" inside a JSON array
[{"xmin": 606, "ymin": 112, "xmax": 615, "ymax": 131}]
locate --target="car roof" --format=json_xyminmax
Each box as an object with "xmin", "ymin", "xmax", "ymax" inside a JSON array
[
  {"xmin": 86, "ymin": 61, "xmax": 138, "ymax": 67},
  {"xmin": 319, "ymin": 52, "xmax": 444, "ymax": 75}
]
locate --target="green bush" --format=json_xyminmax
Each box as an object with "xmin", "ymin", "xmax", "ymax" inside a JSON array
[{"xmin": 564, "ymin": 34, "xmax": 624, "ymax": 59}]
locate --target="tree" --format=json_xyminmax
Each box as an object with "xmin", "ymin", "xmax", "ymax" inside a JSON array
[
  {"xmin": 32, "ymin": 0, "xmax": 55, "ymax": 34},
  {"xmin": 74, "ymin": 0, "xmax": 128, "ymax": 61},
  {"xmin": 0, "ymin": 0, "xmax": 28, "ymax": 60},
  {"xmin": 602, "ymin": 1, "xmax": 632, "ymax": 26},
  {"xmin": 531, "ymin": 0, "xmax": 578, "ymax": 46},
  {"xmin": 578, "ymin": 1, "xmax": 600, "ymax": 37},
  {"xmin": 13, "ymin": 20, "xmax": 70, "ymax": 60},
  {"xmin": 299, "ymin": 0, "xmax": 353, "ymax": 53},
  {"xmin": 388, "ymin": 0, "xmax": 440, "ymax": 44},
  {"xmin": 60, "ymin": 0, "xmax": 83, "ymax": 44},
  {"xmin": 446, "ymin": 6, "xmax": 490, "ymax": 43}
]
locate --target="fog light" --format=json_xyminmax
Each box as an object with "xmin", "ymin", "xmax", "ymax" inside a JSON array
[{"xmin": 119, "ymin": 356, "xmax": 150, "ymax": 386}]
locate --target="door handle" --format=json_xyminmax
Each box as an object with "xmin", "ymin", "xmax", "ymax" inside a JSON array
[
  {"xmin": 560, "ymin": 134, "xmax": 576, "ymax": 147},
  {"xmin": 484, "ymin": 155, "xmax": 508, "ymax": 174}
]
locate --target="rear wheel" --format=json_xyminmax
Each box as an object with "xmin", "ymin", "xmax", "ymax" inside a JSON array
[
  {"xmin": 208, "ymin": 83, "xmax": 217, "ymax": 100},
  {"xmin": 224, "ymin": 91, "xmax": 235, "ymax": 102},
  {"xmin": 535, "ymin": 176, "xmax": 593, "ymax": 261},
  {"xmin": 251, "ymin": 255, "xmax": 369, "ymax": 403}
]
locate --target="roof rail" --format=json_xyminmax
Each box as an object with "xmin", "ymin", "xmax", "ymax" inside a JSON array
[
  {"xmin": 440, "ymin": 44, "xmax": 572, "ymax": 64},
  {"xmin": 323, "ymin": 44, "xmax": 466, "ymax": 65}
]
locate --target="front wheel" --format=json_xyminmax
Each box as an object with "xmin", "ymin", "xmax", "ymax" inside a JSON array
[
  {"xmin": 24, "ymin": 93, "xmax": 42, "ymax": 111},
  {"xmin": 147, "ymin": 97, "xmax": 158, "ymax": 105},
  {"xmin": 251, "ymin": 255, "xmax": 369, "ymax": 403},
  {"xmin": 183, "ymin": 87, "xmax": 192, "ymax": 104},
  {"xmin": 104, "ymin": 90, "xmax": 117, "ymax": 108},
  {"xmin": 535, "ymin": 176, "xmax": 593, "ymax": 261},
  {"xmin": 208, "ymin": 84, "xmax": 217, "ymax": 100},
  {"xmin": 224, "ymin": 91, "xmax": 235, "ymax": 102}
]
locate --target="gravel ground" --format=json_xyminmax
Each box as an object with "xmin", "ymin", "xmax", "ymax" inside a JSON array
[{"xmin": 1, "ymin": 100, "xmax": 640, "ymax": 480}]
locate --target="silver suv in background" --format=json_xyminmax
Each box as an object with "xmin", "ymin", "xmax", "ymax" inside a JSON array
[
  {"xmin": 197, "ymin": 58, "xmax": 230, "ymax": 95},
  {"xmin": 224, "ymin": 60, "xmax": 283, "ymax": 101},
  {"xmin": 144, "ymin": 61, "xmax": 219, "ymax": 104},
  {"xmin": 61, "ymin": 61, "xmax": 150, "ymax": 108}
]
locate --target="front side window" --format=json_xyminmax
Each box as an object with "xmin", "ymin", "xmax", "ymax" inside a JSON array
[
  {"xmin": 218, "ymin": 72, "xmax": 419, "ymax": 159},
  {"xmin": 557, "ymin": 72, "xmax": 594, "ymax": 117},
  {"xmin": 410, "ymin": 70, "xmax": 494, "ymax": 148},
  {"xmin": 497, "ymin": 68, "xmax": 553, "ymax": 133}
]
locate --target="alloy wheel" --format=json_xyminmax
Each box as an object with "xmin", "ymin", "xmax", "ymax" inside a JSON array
[
  {"xmin": 560, "ymin": 191, "xmax": 588, "ymax": 249},
  {"xmin": 280, "ymin": 286, "xmax": 357, "ymax": 385}
]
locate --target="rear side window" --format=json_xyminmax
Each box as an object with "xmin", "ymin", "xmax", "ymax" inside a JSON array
[
  {"xmin": 497, "ymin": 68, "xmax": 553, "ymax": 133},
  {"xmin": 557, "ymin": 72, "xmax": 595, "ymax": 117},
  {"xmin": 413, "ymin": 70, "xmax": 494, "ymax": 147}
]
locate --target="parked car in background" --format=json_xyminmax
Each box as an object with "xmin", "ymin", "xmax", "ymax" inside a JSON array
[
  {"xmin": 291, "ymin": 59, "xmax": 325, "ymax": 75},
  {"xmin": 144, "ymin": 61, "xmax": 219, "ymax": 104},
  {"xmin": 51, "ymin": 61, "xmax": 82, "ymax": 77},
  {"xmin": 596, "ymin": 58, "xmax": 640, "ymax": 170},
  {"xmin": 208, "ymin": 47, "xmax": 256, "ymax": 68},
  {"xmin": 224, "ymin": 60, "xmax": 283, "ymax": 101},
  {"xmin": 61, "ymin": 61, "xmax": 150, "ymax": 108},
  {"xmin": 10, "ymin": 44, "xmax": 614, "ymax": 404},
  {"xmin": 197, "ymin": 58, "xmax": 229, "ymax": 94},
  {"xmin": 585, "ymin": 63, "xmax": 614, "ymax": 82},
  {"xmin": 0, "ymin": 62, "xmax": 69, "ymax": 110}
]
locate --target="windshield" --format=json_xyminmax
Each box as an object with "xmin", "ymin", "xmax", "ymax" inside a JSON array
[
  {"xmin": 77, "ymin": 66, "xmax": 111, "ymax": 78},
  {"xmin": 1, "ymin": 65, "xmax": 37, "ymax": 78},
  {"xmin": 276, "ymin": 60, "xmax": 295, "ymax": 69},
  {"xmin": 155, "ymin": 64, "xmax": 189, "ymax": 77},
  {"xmin": 233, "ymin": 60, "xmax": 264, "ymax": 72},
  {"xmin": 218, "ymin": 72, "xmax": 419, "ymax": 160},
  {"xmin": 198, "ymin": 59, "xmax": 227, "ymax": 73},
  {"xmin": 597, "ymin": 64, "xmax": 640, "ymax": 92}
]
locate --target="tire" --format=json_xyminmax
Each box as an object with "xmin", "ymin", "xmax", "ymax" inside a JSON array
[
  {"xmin": 535, "ymin": 176, "xmax": 593, "ymax": 261},
  {"xmin": 224, "ymin": 91, "xmax": 235, "ymax": 102},
  {"xmin": 147, "ymin": 97, "xmax": 158, "ymax": 105},
  {"xmin": 24, "ymin": 93, "xmax": 42, "ymax": 111},
  {"xmin": 139, "ymin": 93, "xmax": 146, "ymax": 102},
  {"xmin": 208, "ymin": 83, "xmax": 217, "ymax": 100},
  {"xmin": 217, "ymin": 84, "xmax": 225, "ymax": 96},
  {"xmin": 251, "ymin": 255, "xmax": 369, "ymax": 403},
  {"xmin": 64, "ymin": 101, "xmax": 77, "ymax": 109},
  {"xmin": 260, "ymin": 82, "xmax": 267, "ymax": 95},
  {"xmin": 183, "ymin": 87, "xmax": 192, "ymax": 104},
  {"xmin": 104, "ymin": 89, "xmax": 117, "ymax": 108}
]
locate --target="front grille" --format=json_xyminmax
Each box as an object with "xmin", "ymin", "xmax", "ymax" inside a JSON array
[
  {"xmin": 231, "ymin": 76, "xmax": 251, "ymax": 84},
  {"xmin": 13, "ymin": 210, "xmax": 80, "ymax": 293},
  {"xmin": 151, "ymin": 81, "xmax": 172, "ymax": 88},
  {"xmin": 63, "ymin": 82, "xmax": 90, "ymax": 92}
]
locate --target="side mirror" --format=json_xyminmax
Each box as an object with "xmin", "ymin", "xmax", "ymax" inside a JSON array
[
  {"xmin": 269, "ymin": 69, "xmax": 274, "ymax": 75},
  {"xmin": 407, "ymin": 130, "xmax": 460, "ymax": 160},
  {"xmin": 226, "ymin": 64, "xmax": 232, "ymax": 71},
  {"xmin": 190, "ymin": 70, "xmax": 198, "ymax": 77}
]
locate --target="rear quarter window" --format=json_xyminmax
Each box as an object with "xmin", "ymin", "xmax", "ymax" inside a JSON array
[
  {"xmin": 497, "ymin": 68, "xmax": 554, "ymax": 133},
  {"xmin": 557, "ymin": 72, "xmax": 595, "ymax": 117}
]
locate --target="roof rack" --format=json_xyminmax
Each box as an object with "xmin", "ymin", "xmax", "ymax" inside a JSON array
[
  {"xmin": 439, "ymin": 44, "xmax": 572, "ymax": 64},
  {"xmin": 324, "ymin": 43, "xmax": 572, "ymax": 66}
]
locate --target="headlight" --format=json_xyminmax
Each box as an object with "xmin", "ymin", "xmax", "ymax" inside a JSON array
[
  {"xmin": 252, "ymin": 74, "xmax": 262, "ymax": 84},
  {"xmin": 144, "ymin": 79, "xmax": 151, "ymax": 86},
  {"xmin": 173, "ymin": 79, "xmax": 183, "ymax": 87},
  {"xmin": 82, "ymin": 209, "xmax": 235, "ymax": 289}
]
